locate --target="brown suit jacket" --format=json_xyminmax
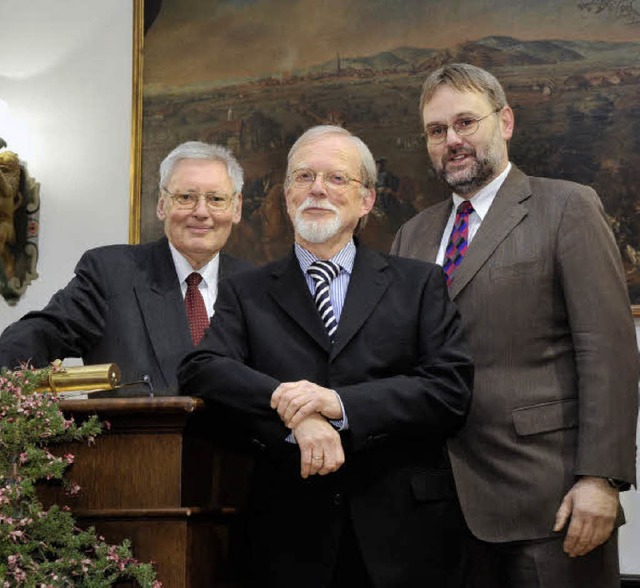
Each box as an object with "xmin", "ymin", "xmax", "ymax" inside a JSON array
[{"xmin": 391, "ymin": 165, "xmax": 639, "ymax": 542}]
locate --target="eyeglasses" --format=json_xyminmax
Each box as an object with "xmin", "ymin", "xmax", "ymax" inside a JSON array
[
  {"xmin": 424, "ymin": 108, "xmax": 502, "ymax": 145},
  {"xmin": 288, "ymin": 168, "xmax": 365, "ymax": 191},
  {"xmin": 162, "ymin": 188, "xmax": 235, "ymax": 211}
]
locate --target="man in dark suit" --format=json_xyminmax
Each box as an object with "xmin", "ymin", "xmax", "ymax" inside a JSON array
[
  {"xmin": 0, "ymin": 141, "xmax": 251, "ymax": 394},
  {"xmin": 391, "ymin": 63, "xmax": 639, "ymax": 587},
  {"xmin": 178, "ymin": 125, "xmax": 473, "ymax": 588}
]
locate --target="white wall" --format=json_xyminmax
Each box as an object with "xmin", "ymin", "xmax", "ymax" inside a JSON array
[
  {"xmin": 0, "ymin": 0, "xmax": 639, "ymax": 575},
  {"xmin": 0, "ymin": 0, "xmax": 132, "ymax": 329},
  {"xmin": 619, "ymin": 322, "xmax": 640, "ymax": 575}
]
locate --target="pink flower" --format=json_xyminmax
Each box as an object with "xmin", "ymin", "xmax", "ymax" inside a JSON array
[
  {"xmin": 64, "ymin": 453, "xmax": 75, "ymax": 464},
  {"xmin": 13, "ymin": 569, "xmax": 26, "ymax": 581},
  {"xmin": 9, "ymin": 530, "xmax": 24, "ymax": 542},
  {"xmin": 66, "ymin": 482, "xmax": 81, "ymax": 497}
]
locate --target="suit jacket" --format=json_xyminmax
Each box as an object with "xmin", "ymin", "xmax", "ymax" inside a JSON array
[
  {"xmin": 178, "ymin": 244, "xmax": 473, "ymax": 588},
  {"xmin": 0, "ymin": 237, "xmax": 252, "ymax": 395},
  {"xmin": 391, "ymin": 165, "xmax": 639, "ymax": 543}
]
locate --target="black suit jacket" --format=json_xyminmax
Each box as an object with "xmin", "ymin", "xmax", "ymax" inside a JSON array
[
  {"xmin": 0, "ymin": 237, "xmax": 252, "ymax": 395},
  {"xmin": 178, "ymin": 244, "xmax": 473, "ymax": 588}
]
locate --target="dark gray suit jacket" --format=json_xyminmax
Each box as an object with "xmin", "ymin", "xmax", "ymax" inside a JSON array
[
  {"xmin": 0, "ymin": 237, "xmax": 252, "ymax": 395},
  {"xmin": 391, "ymin": 165, "xmax": 639, "ymax": 543},
  {"xmin": 178, "ymin": 244, "xmax": 473, "ymax": 588}
]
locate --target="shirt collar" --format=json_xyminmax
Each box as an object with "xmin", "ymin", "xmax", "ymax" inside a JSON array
[
  {"xmin": 168, "ymin": 241, "xmax": 220, "ymax": 287},
  {"xmin": 294, "ymin": 240, "xmax": 356, "ymax": 275},
  {"xmin": 452, "ymin": 162, "xmax": 512, "ymax": 221}
]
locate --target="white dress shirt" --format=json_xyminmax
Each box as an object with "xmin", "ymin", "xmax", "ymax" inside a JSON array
[
  {"xmin": 168, "ymin": 242, "xmax": 220, "ymax": 319},
  {"xmin": 436, "ymin": 163, "xmax": 512, "ymax": 266}
]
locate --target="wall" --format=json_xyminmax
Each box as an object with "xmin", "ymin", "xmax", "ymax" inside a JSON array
[
  {"xmin": 0, "ymin": 0, "xmax": 132, "ymax": 328},
  {"xmin": 0, "ymin": 0, "xmax": 639, "ymax": 576},
  {"xmin": 620, "ymin": 322, "xmax": 640, "ymax": 575}
]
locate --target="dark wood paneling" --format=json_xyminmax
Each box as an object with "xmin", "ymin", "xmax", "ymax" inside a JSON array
[{"xmin": 38, "ymin": 397, "xmax": 249, "ymax": 588}]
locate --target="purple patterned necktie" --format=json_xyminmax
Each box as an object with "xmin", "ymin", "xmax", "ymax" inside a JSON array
[{"xmin": 442, "ymin": 200, "xmax": 474, "ymax": 286}]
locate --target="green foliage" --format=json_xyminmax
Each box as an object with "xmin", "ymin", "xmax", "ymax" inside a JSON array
[{"xmin": 0, "ymin": 367, "xmax": 161, "ymax": 587}]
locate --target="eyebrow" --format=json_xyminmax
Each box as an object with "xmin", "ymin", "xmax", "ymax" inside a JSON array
[{"xmin": 424, "ymin": 112, "xmax": 479, "ymax": 126}]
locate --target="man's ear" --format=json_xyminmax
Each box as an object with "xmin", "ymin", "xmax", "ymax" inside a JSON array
[
  {"xmin": 156, "ymin": 194, "xmax": 167, "ymax": 221},
  {"xmin": 360, "ymin": 188, "xmax": 376, "ymax": 217},
  {"xmin": 500, "ymin": 106, "xmax": 515, "ymax": 141},
  {"xmin": 232, "ymin": 193, "xmax": 243, "ymax": 224}
]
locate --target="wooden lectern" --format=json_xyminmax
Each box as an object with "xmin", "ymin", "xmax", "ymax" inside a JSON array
[{"xmin": 40, "ymin": 396, "xmax": 251, "ymax": 588}]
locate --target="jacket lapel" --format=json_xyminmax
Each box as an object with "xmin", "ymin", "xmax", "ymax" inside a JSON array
[
  {"xmin": 268, "ymin": 253, "xmax": 333, "ymax": 352},
  {"xmin": 134, "ymin": 238, "xmax": 192, "ymax": 387},
  {"xmin": 413, "ymin": 200, "xmax": 451, "ymax": 263},
  {"xmin": 330, "ymin": 246, "xmax": 390, "ymax": 360},
  {"xmin": 449, "ymin": 166, "xmax": 532, "ymax": 299}
]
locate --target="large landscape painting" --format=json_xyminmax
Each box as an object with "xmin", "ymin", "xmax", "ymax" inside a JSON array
[{"xmin": 137, "ymin": 0, "xmax": 640, "ymax": 309}]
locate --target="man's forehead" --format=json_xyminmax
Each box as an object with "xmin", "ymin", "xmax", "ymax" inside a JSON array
[
  {"xmin": 169, "ymin": 158, "xmax": 231, "ymax": 183},
  {"xmin": 423, "ymin": 87, "xmax": 492, "ymax": 121},
  {"xmin": 291, "ymin": 135, "xmax": 360, "ymax": 168}
]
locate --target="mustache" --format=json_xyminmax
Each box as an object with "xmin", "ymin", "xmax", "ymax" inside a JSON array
[
  {"xmin": 444, "ymin": 146, "xmax": 475, "ymax": 159},
  {"xmin": 297, "ymin": 198, "xmax": 339, "ymax": 214}
]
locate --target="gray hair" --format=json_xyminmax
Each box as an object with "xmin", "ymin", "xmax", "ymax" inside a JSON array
[
  {"xmin": 285, "ymin": 125, "xmax": 377, "ymax": 192},
  {"xmin": 158, "ymin": 141, "xmax": 244, "ymax": 194},
  {"xmin": 419, "ymin": 63, "xmax": 509, "ymax": 114}
]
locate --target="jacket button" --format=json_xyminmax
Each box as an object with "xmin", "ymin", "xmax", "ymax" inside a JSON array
[{"xmin": 333, "ymin": 493, "xmax": 343, "ymax": 506}]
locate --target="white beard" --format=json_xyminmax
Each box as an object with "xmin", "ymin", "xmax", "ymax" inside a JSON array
[{"xmin": 293, "ymin": 198, "xmax": 343, "ymax": 243}]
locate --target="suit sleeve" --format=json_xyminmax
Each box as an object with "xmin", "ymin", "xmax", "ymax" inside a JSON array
[
  {"xmin": 556, "ymin": 185, "xmax": 639, "ymax": 485},
  {"xmin": 0, "ymin": 250, "xmax": 110, "ymax": 369},
  {"xmin": 336, "ymin": 265, "xmax": 473, "ymax": 452},
  {"xmin": 178, "ymin": 277, "xmax": 290, "ymax": 445}
]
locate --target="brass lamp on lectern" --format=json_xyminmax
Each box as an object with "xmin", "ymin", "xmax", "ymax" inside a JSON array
[{"xmin": 35, "ymin": 364, "xmax": 121, "ymax": 394}]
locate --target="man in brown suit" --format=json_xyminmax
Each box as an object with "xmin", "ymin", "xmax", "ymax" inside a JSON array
[{"xmin": 391, "ymin": 63, "xmax": 639, "ymax": 587}]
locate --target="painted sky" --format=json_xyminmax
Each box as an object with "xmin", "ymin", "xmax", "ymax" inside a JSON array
[{"xmin": 143, "ymin": 0, "xmax": 638, "ymax": 89}]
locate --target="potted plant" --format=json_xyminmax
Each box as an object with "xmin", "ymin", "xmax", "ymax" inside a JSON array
[{"xmin": 0, "ymin": 366, "xmax": 161, "ymax": 587}]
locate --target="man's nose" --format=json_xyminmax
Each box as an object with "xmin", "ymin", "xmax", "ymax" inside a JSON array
[
  {"xmin": 309, "ymin": 174, "xmax": 328, "ymax": 196},
  {"xmin": 192, "ymin": 195, "xmax": 210, "ymax": 216},
  {"xmin": 444, "ymin": 126, "xmax": 464, "ymax": 146}
]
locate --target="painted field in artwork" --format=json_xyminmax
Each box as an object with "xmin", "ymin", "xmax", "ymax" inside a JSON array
[{"xmin": 140, "ymin": 0, "xmax": 640, "ymax": 304}]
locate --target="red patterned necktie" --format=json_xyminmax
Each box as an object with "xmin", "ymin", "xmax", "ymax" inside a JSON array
[
  {"xmin": 185, "ymin": 272, "xmax": 209, "ymax": 345},
  {"xmin": 442, "ymin": 200, "xmax": 474, "ymax": 286}
]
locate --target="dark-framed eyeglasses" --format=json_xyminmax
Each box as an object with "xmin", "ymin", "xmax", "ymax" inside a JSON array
[
  {"xmin": 288, "ymin": 168, "xmax": 365, "ymax": 191},
  {"xmin": 424, "ymin": 108, "xmax": 502, "ymax": 145},
  {"xmin": 161, "ymin": 188, "xmax": 235, "ymax": 211}
]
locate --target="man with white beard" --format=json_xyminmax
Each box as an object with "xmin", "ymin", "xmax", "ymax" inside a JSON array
[{"xmin": 177, "ymin": 124, "xmax": 473, "ymax": 588}]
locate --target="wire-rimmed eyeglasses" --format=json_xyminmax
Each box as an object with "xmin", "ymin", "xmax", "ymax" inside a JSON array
[
  {"xmin": 288, "ymin": 168, "xmax": 365, "ymax": 191},
  {"xmin": 424, "ymin": 108, "xmax": 502, "ymax": 145},
  {"xmin": 162, "ymin": 188, "xmax": 235, "ymax": 211}
]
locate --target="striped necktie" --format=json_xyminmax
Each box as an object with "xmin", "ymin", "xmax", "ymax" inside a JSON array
[
  {"xmin": 307, "ymin": 260, "xmax": 341, "ymax": 340},
  {"xmin": 185, "ymin": 272, "xmax": 208, "ymax": 345},
  {"xmin": 442, "ymin": 200, "xmax": 474, "ymax": 286}
]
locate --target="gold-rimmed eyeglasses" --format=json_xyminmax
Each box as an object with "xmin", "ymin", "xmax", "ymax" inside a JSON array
[
  {"xmin": 162, "ymin": 188, "xmax": 235, "ymax": 211},
  {"xmin": 288, "ymin": 168, "xmax": 365, "ymax": 191},
  {"xmin": 424, "ymin": 108, "xmax": 502, "ymax": 145}
]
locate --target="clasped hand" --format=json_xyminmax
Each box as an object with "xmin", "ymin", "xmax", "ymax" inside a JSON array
[{"xmin": 271, "ymin": 380, "xmax": 345, "ymax": 479}]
